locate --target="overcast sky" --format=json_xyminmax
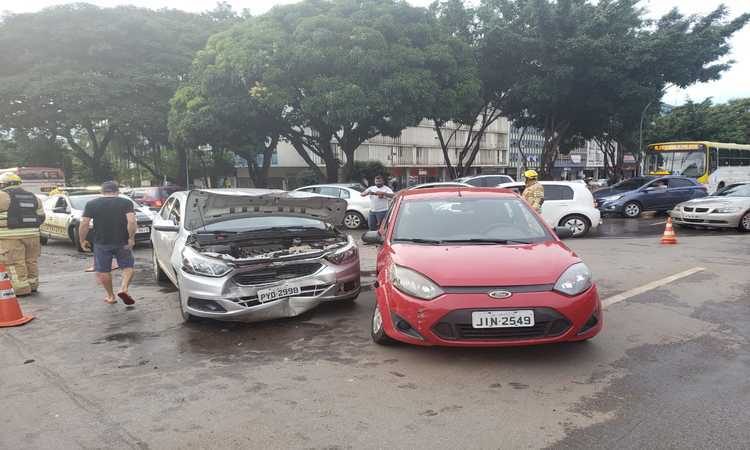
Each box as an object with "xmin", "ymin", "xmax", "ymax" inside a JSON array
[{"xmin": 2, "ymin": 0, "xmax": 748, "ymax": 106}]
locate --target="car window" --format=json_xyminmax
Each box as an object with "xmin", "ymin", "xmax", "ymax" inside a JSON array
[
  {"xmin": 339, "ymin": 189, "xmax": 350, "ymax": 199},
  {"xmin": 714, "ymin": 183, "xmax": 750, "ymax": 197},
  {"xmin": 647, "ymin": 179, "xmax": 669, "ymax": 189},
  {"xmin": 318, "ymin": 187, "xmax": 340, "ymax": 197},
  {"xmin": 668, "ymin": 178, "xmax": 694, "ymax": 188},
  {"xmin": 55, "ymin": 197, "xmax": 68, "ymax": 209},
  {"xmin": 543, "ymin": 185, "xmax": 574, "ymax": 201},
  {"xmin": 392, "ymin": 197, "xmax": 550, "ymax": 243},
  {"xmin": 299, "ymin": 187, "xmax": 320, "ymax": 194},
  {"xmin": 485, "ymin": 176, "xmax": 512, "ymax": 186},
  {"xmin": 169, "ymin": 199, "xmax": 182, "ymax": 225},
  {"xmin": 160, "ymin": 198, "xmax": 174, "ymax": 220},
  {"xmin": 465, "ymin": 178, "xmax": 483, "ymax": 187},
  {"xmin": 613, "ymin": 177, "xmax": 653, "ymax": 191}
]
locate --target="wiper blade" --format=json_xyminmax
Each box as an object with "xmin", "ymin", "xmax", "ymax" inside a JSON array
[
  {"xmin": 441, "ymin": 238, "xmax": 533, "ymax": 245},
  {"xmin": 393, "ymin": 238, "xmax": 444, "ymax": 244}
]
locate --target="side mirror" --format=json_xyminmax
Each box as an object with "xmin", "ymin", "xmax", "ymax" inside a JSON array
[
  {"xmin": 554, "ymin": 226, "xmax": 574, "ymax": 239},
  {"xmin": 361, "ymin": 230, "xmax": 384, "ymax": 245},
  {"xmin": 154, "ymin": 224, "xmax": 179, "ymax": 233}
]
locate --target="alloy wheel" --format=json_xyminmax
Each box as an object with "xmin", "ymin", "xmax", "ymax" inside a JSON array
[
  {"xmin": 565, "ymin": 217, "xmax": 588, "ymax": 236},
  {"xmin": 344, "ymin": 212, "xmax": 362, "ymax": 229},
  {"xmin": 624, "ymin": 203, "xmax": 641, "ymax": 218},
  {"xmin": 742, "ymin": 213, "xmax": 750, "ymax": 231}
]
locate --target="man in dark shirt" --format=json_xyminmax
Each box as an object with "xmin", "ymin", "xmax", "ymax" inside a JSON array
[{"xmin": 79, "ymin": 181, "xmax": 137, "ymax": 305}]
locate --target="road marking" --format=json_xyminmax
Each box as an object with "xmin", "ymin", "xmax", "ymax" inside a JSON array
[
  {"xmin": 602, "ymin": 266, "xmax": 705, "ymax": 308},
  {"xmin": 651, "ymin": 220, "xmax": 667, "ymax": 226}
]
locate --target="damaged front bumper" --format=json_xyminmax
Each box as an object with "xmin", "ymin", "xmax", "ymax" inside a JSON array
[{"xmin": 177, "ymin": 258, "xmax": 360, "ymax": 322}]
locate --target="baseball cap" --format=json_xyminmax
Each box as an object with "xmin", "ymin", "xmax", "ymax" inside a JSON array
[{"xmin": 101, "ymin": 181, "xmax": 119, "ymax": 193}]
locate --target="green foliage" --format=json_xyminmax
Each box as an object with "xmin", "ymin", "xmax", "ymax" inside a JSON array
[
  {"xmin": 294, "ymin": 169, "xmax": 324, "ymax": 189},
  {"xmin": 351, "ymin": 161, "xmax": 389, "ymax": 185},
  {"xmin": 647, "ymin": 98, "xmax": 750, "ymax": 144}
]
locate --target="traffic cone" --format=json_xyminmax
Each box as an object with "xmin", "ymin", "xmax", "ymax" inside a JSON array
[
  {"xmin": 0, "ymin": 264, "xmax": 34, "ymax": 327},
  {"xmin": 660, "ymin": 217, "xmax": 678, "ymax": 245}
]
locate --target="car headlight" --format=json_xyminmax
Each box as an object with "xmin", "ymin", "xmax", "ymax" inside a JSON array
[
  {"xmin": 714, "ymin": 207, "xmax": 740, "ymax": 213},
  {"xmin": 325, "ymin": 237, "xmax": 358, "ymax": 265},
  {"xmin": 601, "ymin": 195, "xmax": 623, "ymax": 202},
  {"xmin": 182, "ymin": 246, "xmax": 232, "ymax": 277},
  {"xmin": 389, "ymin": 264, "xmax": 444, "ymax": 300},
  {"xmin": 554, "ymin": 263, "xmax": 592, "ymax": 296}
]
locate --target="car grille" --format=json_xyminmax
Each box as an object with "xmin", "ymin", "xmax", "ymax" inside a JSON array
[
  {"xmin": 683, "ymin": 207, "xmax": 710, "ymax": 213},
  {"xmin": 682, "ymin": 218, "xmax": 705, "ymax": 223},
  {"xmin": 233, "ymin": 263, "xmax": 323, "ymax": 286},
  {"xmin": 432, "ymin": 307, "xmax": 571, "ymax": 341},
  {"xmin": 235, "ymin": 283, "xmax": 333, "ymax": 308},
  {"xmin": 695, "ymin": 208, "xmax": 709, "ymax": 213}
]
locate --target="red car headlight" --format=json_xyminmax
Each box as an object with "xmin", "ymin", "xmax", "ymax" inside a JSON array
[
  {"xmin": 554, "ymin": 263, "xmax": 592, "ymax": 296},
  {"xmin": 389, "ymin": 263, "xmax": 444, "ymax": 300}
]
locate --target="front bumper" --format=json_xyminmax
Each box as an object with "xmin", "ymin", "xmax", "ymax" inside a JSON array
[
  {"xmin": 178, "ymin": 258, "xmax": 360, "ymax": 322},
  {"xmin": 669, "ymin": 209, "xmax": 742, "ymax": 228},
  {"xmin": 377, "ymin": 284, "xmax": 602, "ymax": 347},
  {"xmin": 596, "ymin": 199, "xmax": 625, "ymax": 214}
]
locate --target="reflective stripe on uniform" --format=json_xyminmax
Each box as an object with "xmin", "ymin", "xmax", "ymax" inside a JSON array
[{"xmin": 0, "ymin": 228, "xmax": 41, "ymax": 238}]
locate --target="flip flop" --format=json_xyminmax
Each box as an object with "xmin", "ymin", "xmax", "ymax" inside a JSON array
[
  {"xmin": 85, "ymin": 267, "xmax": 95, "ymax": 273},
  {"xmin": 117, "ymin": 292, "xmax": 136, "ymax": 305},
  {"xmin": 105, "ymin": 297, "xmax": 117, "ymax": 304}
]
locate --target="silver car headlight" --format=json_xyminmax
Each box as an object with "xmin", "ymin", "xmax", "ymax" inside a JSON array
[
  {"xmin": 389, "ymin": 264, "xmax": 444, "ymax": 300},
  {"xmin": 181, "ymin": 246, "xmax": 232, "ymax": 277},
  {"xmin": 554, "ymin": 263, "xmax": 592, "ymax": 296},
  {"xmin": 325, "ymin": 236, "xmax": 359, "ymax": 265},
  {"xmin": 714, "ymin": 207, "xmax": 740, "ymax": 213}
]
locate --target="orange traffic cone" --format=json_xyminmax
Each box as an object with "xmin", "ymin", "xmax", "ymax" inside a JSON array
[
  {"xmin": 660, "ymin": 217, "xmax": 678, "ymax": 245},
  {"xmin": 0, "ymin": 264, "xmax": 34, "ymax": 327}
]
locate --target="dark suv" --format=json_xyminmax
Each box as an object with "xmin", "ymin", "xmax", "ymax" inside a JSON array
[
  {"xmin": 128, "ymin": 186, "xmax": 182, "ymax": 210},
  {"xmin": 594, "ymin": 176, "xmax": 707, "ymax": 218}
]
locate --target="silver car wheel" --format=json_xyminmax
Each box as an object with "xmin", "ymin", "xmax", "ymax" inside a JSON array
[
  {"xmin": 624, "ymin": 203, "xmax": 641, "ymax": 217},
  {"xmin": 344, "ymin": 212, "xmax": 362, "ymax": 229},
  {"xmin": 565, "ymin": 217, "xmax": 588, "ymax": 236},
  {"xmin": 741, "ymin": 213, "xmax": 750, "ymax": 231},
  {"xmin": 372, "ymin": 304, "xmax": 383, "ymax": 334}
]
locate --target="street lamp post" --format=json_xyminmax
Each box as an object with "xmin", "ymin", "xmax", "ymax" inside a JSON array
[{"xmin": 639, "ymin": 100, "xmax": 654, "ymax": 176}]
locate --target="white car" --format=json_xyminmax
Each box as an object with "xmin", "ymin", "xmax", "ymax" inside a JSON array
[
  {"xmin": 294, "ymin": 183, "xmax": 370, "ymax": 229},
  {"xmin": 409, "ymin": 182, "xmax": 472, "ymax": 190},
  {"xmin": 496, "ymin": 181, "xmax": 602, "ymax": 237},
  {"xmin": 455, "ymin": 174, "xmax": 515, "ymax": 187},
  {"xmin": 151, "ymin": 189, "xmax": 361, "ymax": 322}
]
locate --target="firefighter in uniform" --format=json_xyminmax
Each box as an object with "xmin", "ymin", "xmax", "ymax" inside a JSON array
[
  {"xmin": 522, "ymin": 169, "xmax": 544, "ymax": 212},
  {"xmin": 0, "ymin": 173, "xmax": 46, "ymax": 296}
]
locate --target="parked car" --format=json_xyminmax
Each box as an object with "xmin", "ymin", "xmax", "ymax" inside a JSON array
[
  {"xmin": 589, "ymin": 179, "xmax": 609, "ymax": 189},
  {"xmin": 361, "ymin": 187, "xmax": 601, "ymax": 346},
  {"xmin": 127, "ymin": 185, "xmax": 183, "ymax": 210},
  {"xmin": 294, "ymin": 183, "xmax": 369, "ymax": 229},
  {"xmin": 40, "ymin": 191, "xmax": 156, "ymax": 250},
  {"xmin": 409, "ymin": 182, "xmax": 472, "ymax": 190},
  {"xmin": 670, "ymin": 181, "xmax": 750, "ymax": 231},
  {"xmin": 594, "ymin": 175, "xmax": 707, "ymax": 218},
  {"xmin": 496, "ymin": 181, "xmax": 601, "ymax": 237},
  {"xmin": 455, "ymin": 174, "xmax": 514, "ymax": 187},
  {"xmin": 151, "ymin": 189, "xmax": 361, "ymax": 322}
]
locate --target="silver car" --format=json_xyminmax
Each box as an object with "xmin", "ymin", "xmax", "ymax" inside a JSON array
[
  {"xmin": 151, "ymin": 189, "xmax": 361, "ymax": 323},
  {"xmin": 670, "ymin": 182, "xmax": 750, "ymax": 231}
]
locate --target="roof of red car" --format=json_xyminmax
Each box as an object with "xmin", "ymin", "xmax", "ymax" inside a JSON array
[{"xmin": 399, "ymin": 187, "xmax": 518, "ymax": 199}]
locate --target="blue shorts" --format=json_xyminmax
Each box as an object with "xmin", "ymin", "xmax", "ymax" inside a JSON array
[
  {"xmin": 368, "ymin": 210, "xmax": 388, "ymax": 231},
  {"xmin": 94, "ymin": 244, "xmax": 134, "ymax": 273}
]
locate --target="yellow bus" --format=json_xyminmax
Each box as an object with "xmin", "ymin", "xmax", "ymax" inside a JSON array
[{"xmin": 646, "ymin": 141, "xmax": 750, "ymax": 192}]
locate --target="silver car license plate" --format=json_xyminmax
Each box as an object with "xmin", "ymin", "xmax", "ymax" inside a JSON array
[{"xmin": 257, "ymin": 284, "xmax": 302, "ymax": 303}]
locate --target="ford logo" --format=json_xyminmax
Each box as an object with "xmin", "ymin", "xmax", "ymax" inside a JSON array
[{"xmin": 488, "ymin": 290, "xmax": 512, "ymax": 299}]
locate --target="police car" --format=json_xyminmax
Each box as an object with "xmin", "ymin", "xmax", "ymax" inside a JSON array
[{"xmin": 40, "ymin": 187, "xmax": 157, "ymax": 251}]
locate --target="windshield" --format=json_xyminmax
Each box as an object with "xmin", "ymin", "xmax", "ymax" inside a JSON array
[
  {"xmin": 346, "ymin": 184, "xmax": 364, "ymax": 192},
  {"xmin": 647, "ymin": 151, "xmax": 706, "ymax": 178},
  {"xmin": 69, "ymin": 195, "xmax": 139, "ymax": 210},
  {"xmin": 392, "ymin": 197, "xmax": 550, "ymax": 243},
  {"xmin": 611, "ymin": 177, "xmax": 653, "ymax": 191},
  {"xmin": 200, "ymin": 216, "xmax": 328, "ymax": 233},
  {"xmin": 714, "ymin": 184, "xmax": 750, "ymax": 197}
]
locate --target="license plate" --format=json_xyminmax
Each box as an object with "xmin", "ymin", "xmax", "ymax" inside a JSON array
[
  {"xmin": 472, "ymin": 310, "xmax": 534, "ymax": 328},
  {"xmin": 684, "ymin": 214, "xmax": 699, "ymax": 220},
  {"xmin": 137, "ymin": 226, "xmax": 150, "ymax": 234},
  {"xmin": 257, "ymin": 284, "xmax": 302, "ymax": 303}
]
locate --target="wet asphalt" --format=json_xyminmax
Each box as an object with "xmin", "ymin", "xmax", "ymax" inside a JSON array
[{"xmin": 1, "ymin": 217, "xmax": 748, "ymax": 449}]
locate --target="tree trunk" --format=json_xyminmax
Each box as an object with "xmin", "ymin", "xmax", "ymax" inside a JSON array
[
  {"xmin": 176, "ymin": 147, "xmax": 188, "ymax": 187},
  {"xmin": 433, "ymin": 121, "xmax": 457, "ymax": 180}
]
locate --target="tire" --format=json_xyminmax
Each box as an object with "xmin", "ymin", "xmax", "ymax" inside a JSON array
[
  {"xmin": 152, "ymin": 248, "xmax": 169, "ymax": 283},
  {"xmin": 343, "ymin": 211, "xmax": 365, "ymax": 230},
  {"xmin": 739, "ymin": 211, "xmax": 750, "ymax": 232},
  {"xmin": 72, "ymin": 225, "xmax": 85, "ymax": 252},
  {"xmin": 371, "ymin": 302, "xmax": 396, "ymax": 345},
  {"xmin": 40, "ymin": 235, "xmax": 48, "ymax": 245},
  {"xmin": 622, "ymin": 201, "xmax": 642, "ymax": 218},
  {"xmin": 560, "ymin": 214, "xmax": 591, "ymax": 238},
  {"xmin": 717, "ymin": 182, "xmax": 725, "ymax": 191}
]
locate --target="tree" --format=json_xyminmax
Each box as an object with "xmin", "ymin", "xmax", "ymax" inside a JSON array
[
  {"xmin": 0, "ymin": 4, "xmax": 230, "ymax": 182},
  {"xmin": 351, "ymin": 161, "xmax": 389, "ymax": 186},
  {"xmin": 647, "ymin": 98, "xmax": 750, "ymax": 144}
]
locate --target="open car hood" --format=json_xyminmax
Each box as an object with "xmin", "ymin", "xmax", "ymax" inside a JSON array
[{"xmin": 184, "ymin": 189, "xmax": 346, "ymax": 231}]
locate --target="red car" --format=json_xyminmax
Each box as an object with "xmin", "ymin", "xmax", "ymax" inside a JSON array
[{"xmin": 362, "ymin": 188, "xmax": 602, "ymax": 347}]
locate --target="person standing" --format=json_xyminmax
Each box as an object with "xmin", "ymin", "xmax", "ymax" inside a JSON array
[
  {"xmin": 361, "ymin": 175, "xmax": 394, "ymax": 231},
  {"xmin": 78, "ymin": 181, "xmax": 137, "ymax": 305},
  {"xmin": 0, "ymin": 173, "xmax": 45, "ymax": 296},
  {"xmin": 522, "ymin": 169, "xmax": 545, "ymax": 212}
]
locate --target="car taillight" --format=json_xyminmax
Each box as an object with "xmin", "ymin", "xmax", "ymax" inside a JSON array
[{"xmin": 154, "ymin": 199, "xmax": 163, "ymax": 207}]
